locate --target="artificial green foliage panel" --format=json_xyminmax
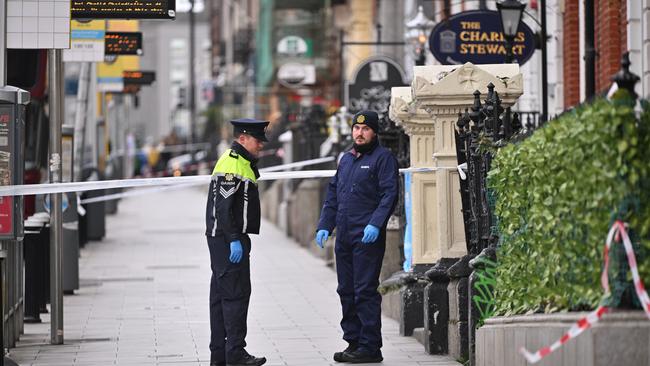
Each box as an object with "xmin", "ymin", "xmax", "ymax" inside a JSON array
[{"xmin": 489, "ymin": 97, "xmax": 650, "ymax": 316}]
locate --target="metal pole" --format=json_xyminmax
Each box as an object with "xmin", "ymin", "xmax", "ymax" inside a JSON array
[
  {"xmin": 339, "ymin": 29, "xmax": 345, "ymax": 106},
  {"xmin": 376, "ymin": 23, "xmax": 382, "ymax": 44},
  {"xmin": 505, "ymin": 36, "xmax": 514, "ymax": 63},
  {"xmin": 540, "ymin": 0, "xmax": 548, "ymax": 122},
  {"xmin": 0, "ymin": 251, "xmax": 4, "ymax": 366},
  {"xmin": 0, "ymin": 0, "xmax": 6, "ymax": 85},
  {"xmin": 73, "ymin": 62, "xmax": 90, "ymax": 182},
  {"xmin": 584, "ymin": 0, "xmax": 595, "ymax": 99},
  {"xmin": 0, "ymin": 0, "xmax": 6, "ymax": 362},
  {"xmin": 48, "ymin": 49, "xmax": 64, "ymax": 345},
  {"xmin": 89, "ymin": 63, "xmax": 98, "ymax": 169},
  {"xmin": 189, "ymin": 0, "xmax": 196, "ymax": 151}
]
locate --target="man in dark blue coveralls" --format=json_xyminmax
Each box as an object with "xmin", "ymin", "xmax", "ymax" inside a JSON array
[
  {"xmin": 315, "ymin": 110, "xmax": 399, "ymax": 364},
  {"xmin": 205, "ymin": 119, "xmax": 268, "ymax": 366}
]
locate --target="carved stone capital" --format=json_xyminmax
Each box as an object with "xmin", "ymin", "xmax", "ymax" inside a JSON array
[
  {"xmin": 411, "ymin": 63, "xmax": 524, "ymax": 108},
  {"xmin": 413, "ymin": 75, "xmax": 436, "ymax": 96},
  {"xmin": 401, "ymin": 122, "xmax": 436, "ymax": 136}
]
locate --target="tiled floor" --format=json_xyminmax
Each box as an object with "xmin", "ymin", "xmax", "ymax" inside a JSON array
[{"xmin": 9, "ymin": 187, "xmax": 460, "ymax": 366}]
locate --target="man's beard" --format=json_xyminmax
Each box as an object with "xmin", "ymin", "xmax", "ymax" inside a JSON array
[{"xmin": 353, "ymin": 136, "xmax": 377, "ymax": 154}]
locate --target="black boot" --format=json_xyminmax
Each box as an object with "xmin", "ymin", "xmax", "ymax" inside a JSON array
[
  {"xmin": 341, "ymin": 349, "xmax": 383, "ymax": 363},
  {"xmin": 227, "ymin": 352, "xmax": 267, "ymax": 366},
  {"xmin": 333, "ymin": 342, "xmax": 358, "ymax": 362},
  {"xmin": 210, "ymin": 352, "xmax": 226, "ymax": 366}
]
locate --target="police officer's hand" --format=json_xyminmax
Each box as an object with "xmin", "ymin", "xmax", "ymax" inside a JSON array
[
  {"xmin": 229, "ymin": 240, "xmax": 243, "ymax": 263},
  {"xmin": 315, "ymin": 230, "xmax": 329, "ymax": 248},
  {"xmin": 362, "ymin": 225, "xmax": 380, "ymax": 244}
]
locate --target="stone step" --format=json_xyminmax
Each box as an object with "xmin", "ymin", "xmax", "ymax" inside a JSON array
[{"xmin": 412, "ymin": 327, "xmax": 426, "ymax": 346}]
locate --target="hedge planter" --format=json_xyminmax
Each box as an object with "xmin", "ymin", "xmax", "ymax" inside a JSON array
[{"xmin": 475, "ymin": 311, "xmax": 650, "ymax": 366}]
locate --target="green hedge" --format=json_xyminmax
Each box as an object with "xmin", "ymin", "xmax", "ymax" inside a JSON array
[{"xmin": 489, "ymin": 95, "xmax": 650, "ymax": 316}]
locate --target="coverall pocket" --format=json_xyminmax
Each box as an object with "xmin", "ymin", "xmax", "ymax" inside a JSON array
[
  {"xmin": 355, "ymin": 168, "xmax": 373, "ymax": 181},
  {"xmin": 218, "ymin": 268, "xmax": 244, "ymax": 299}
]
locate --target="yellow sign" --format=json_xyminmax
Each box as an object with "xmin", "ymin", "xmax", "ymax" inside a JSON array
[
  {"xmin": 98, "ymin": 56, "xmax": 140, "ymax": 78},
  {"xmin": 97, "ymin": 20, "xmax": 140, "ymax": 92},
  {"xmin": 72, "ymin": 20, "xmax": 105, "ymax": 32},
  {"xmin": 107, "ymin": 20, "xmax": 139, "ymax": 32}
]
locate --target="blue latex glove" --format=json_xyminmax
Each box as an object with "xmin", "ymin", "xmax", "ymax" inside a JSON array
[
  {"xmin": 315, "ymin": 229, "xmax": 330, "ymax": 248},
  {"xmin": 229, "ymin": 240, "xmax": 243, "ymax": 263},
  {"xmin": 362, "ymin": 225, "xmax": 380, "ymax": 244}
]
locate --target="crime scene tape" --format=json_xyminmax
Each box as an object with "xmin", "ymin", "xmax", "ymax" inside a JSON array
[
  {"xmin": 520, "ymin": 220, "xmax": 650, "ymax": 364},
  {"xmin": 79, "ymin": 183, "xmax": 203, "ymax": 204},
  {"xmin": 3, "ymin": 157, "xmax": 335, "ymax": 200},
  {"xmin": 80, "ymin": 157, "xmax": 336, "ymax": 204},
  {"xmin": 258, "ymin": 156, "xmax": 334, "ymax": 172},
  {"xmin": 0, "ymin": 162, "xmax": 450, "ymax": 198}
]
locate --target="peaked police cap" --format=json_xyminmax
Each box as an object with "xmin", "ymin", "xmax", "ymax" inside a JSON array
[{"xmin": 231, "ymin": 118, "xmax": 270, "ymax": 142}]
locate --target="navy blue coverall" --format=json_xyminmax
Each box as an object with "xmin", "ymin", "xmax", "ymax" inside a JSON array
[{"xmin": 317, "ymin": 141, "xmax": 399, "ymax": 354}]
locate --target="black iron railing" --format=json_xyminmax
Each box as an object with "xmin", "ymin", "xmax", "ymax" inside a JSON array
[
  {"xmin": 455, "ymin": 83, "xmax": 533, "ymax": 257},
  {"xmin": 454, "ymin": 82, "xmax": 545, "ymax": 365},
  {"xmin": 457, "ymin": 52, "xmax": 641, "ymax": 366}
]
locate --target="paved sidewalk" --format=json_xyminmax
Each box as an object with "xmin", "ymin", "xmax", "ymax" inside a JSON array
[{"xmin": 9, "ymin": 187, "xmax": 460, "ymax": 366}]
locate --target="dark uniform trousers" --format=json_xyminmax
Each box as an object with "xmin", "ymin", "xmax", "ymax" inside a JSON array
[
  {"xmin": 335, "ymin": 220, "xmax": 386, "ymax": 353},
  {"xmin": 207, "ymin": 234, "xmax": 252, "ymax": 363}
]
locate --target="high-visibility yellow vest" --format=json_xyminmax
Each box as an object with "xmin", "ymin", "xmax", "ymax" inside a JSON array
[{"xmin": 211, "ymin": 149, "xmax": 257, "ymax": 183}]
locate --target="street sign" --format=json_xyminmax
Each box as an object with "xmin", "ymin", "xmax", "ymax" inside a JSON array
[
  {"xmin": 122, "ymin": 84, "xmax": 141, "ymax": 94},
  {"xmin": 428, "ymin": 10, "xmax": 536, "ymax": 65},
  {"xmin": 123, "ymin": 71, "xmax": 156, "ymax": 85},
  {"xmin": 277, "ymin": 36, "xmax": 311, "ymax": 57},
  {"xmin": 64, "ymin": 20, "xmax": 106, "ymax": 62},
  {"xmin": 71, "ymin": 0, "xmax": 176, "ymax": 20},
  {"xmin": 276, "ymin": 63, "xmax": 315, "ymax": 88},
  {"xmin": 98, "ymin": 56, "xmax": 139, "ymax": 92},
  {"xmin": 105, "ymin": 32, "xmax": 143, "ymax": 56},
  {"xmin": 345, "ymin": 56, "xmax": 407, "ymax": 117}
]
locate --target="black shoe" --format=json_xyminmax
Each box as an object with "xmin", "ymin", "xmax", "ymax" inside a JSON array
[
  {"xmin": 210, "ymin": 352, "xmax": 226, "ymax": 366},
  {"xmin": 333, "ymin": 342, "xmax": 358, "ymax": 362},
  {"xmin": 227, "ymin": 353, "xmax": 267, "ymax": 366},
  {"xmin": 341, "ymin": 349, "xmax": 383, "ymax": 363}
]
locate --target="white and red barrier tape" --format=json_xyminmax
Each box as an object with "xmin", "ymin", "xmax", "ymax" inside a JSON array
[{"xmin": 520, "ymin": 220, "xmax": 650, "ymax": 363}]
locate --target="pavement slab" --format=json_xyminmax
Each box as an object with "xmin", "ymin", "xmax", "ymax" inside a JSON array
[{"xmin": 9, "ymin": 187, "xmax": 461, "ymax": 366}]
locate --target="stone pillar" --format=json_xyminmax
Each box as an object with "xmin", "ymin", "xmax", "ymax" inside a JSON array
[
  {"xmin": 390, "ymin": 63, "xmax": 523, "ymax": 267},
  {"xmin": 423, "ymin": 258, "xmax": 458, "ymax": 354},
  {"xmin": 389, "ymin": 63, "xmax": 523, "ymax": 358},
  {"xmin": 447, "ymin": 258, "xmax": 471, "ymax": 361},
  {"xmin": 399, "ymin": 276, "xmax": 426, "ymax": 336}
]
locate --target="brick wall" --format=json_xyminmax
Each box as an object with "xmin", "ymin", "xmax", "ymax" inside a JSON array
[
  {"xmin": 563, "ymin": 0, "xmax": 630, "ymax": 106},
  {"xmin": 595, "ymin": 0, "xmax": 628, "ymax": 93},
  {"xmin": 563, "ymin": 0, "xmax": 580, "ymax": 107}
]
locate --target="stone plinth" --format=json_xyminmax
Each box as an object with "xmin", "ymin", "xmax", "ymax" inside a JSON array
[
  {"xmin": 389, "ymin": 63, "xmax": 523, "ymax": 266},
  {"xmin": 476, "ymin": 311, "xmax": 650, "ymax": 366}
]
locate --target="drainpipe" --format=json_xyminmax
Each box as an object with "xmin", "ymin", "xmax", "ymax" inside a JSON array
[{"xmin": 584, "ymin": 0, "xmax": 596, "ymax": 99}]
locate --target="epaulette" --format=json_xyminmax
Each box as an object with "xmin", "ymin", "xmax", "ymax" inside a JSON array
[{"xmin": 229, "ymin": 150, "xmax": 239, "ymax": 159}]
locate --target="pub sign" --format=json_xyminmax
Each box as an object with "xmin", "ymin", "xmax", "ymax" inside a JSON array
[
  {"xmin": 345, "ymin": 56, "xmax": 407, "ymax": 117},
  {"xmin": 428, "ymin": 10, "xmax": 536, "ymax": 65}
]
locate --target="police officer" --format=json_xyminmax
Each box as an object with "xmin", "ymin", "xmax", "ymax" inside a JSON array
[
  {"xmin": 205, "ymin": 118, "xmax": 268, "ymax": 366},
  {"xmin": 315, "ymin": 110, "xmax": 399, "ymax": 363}
]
